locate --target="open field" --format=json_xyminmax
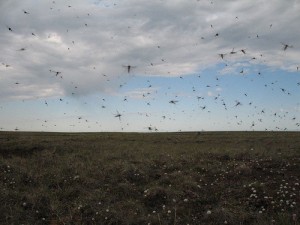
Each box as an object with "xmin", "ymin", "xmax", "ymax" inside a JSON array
[{"xmin": 0, "ymin": 131, "xmax": 299, "ymax": 225}]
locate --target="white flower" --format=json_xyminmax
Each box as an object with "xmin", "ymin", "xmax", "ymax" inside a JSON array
[
  {"xmin": 292, "ymin": 214, "xmax": 297, "ymax": 221},
  {"xmin": 207, "ymin": 210, "xmax": 212, "ymax": 215}
]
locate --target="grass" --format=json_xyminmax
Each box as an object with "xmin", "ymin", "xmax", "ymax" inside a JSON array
[{"xmin": 0, "ymin": 131, "xmax": 299, "ymax": 225}]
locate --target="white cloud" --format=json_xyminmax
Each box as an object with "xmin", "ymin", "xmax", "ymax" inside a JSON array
[
  {"xmin": 0, "ymin": 0, "xmax": 299, "ymax": 100},
  {"xmin": 120, "ymin": 87, "xmax": 159, "ymax": 100},
  {"xmin": 207, "ymin": 91, "xmax": 214, "ymax": 97}
]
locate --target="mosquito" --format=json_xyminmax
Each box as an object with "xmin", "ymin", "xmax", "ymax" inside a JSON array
[
  {"xmin": 122, "ymin": 65, "xmax": 136, "ymax": 73},
  {"xmin": 281, "ymin": 42, "xmax": 293, "ymax": 51},
  {"xmin": 114, "ymin": 111, "xmax": 122, "ymax": 120},
  {"xmin": 169, "ymin": 100, "xmax": 178, "ymax": 104}
]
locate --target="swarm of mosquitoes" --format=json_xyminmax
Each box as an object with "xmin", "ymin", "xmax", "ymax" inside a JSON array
[{"xmin": 2, "ymin": 2, "xmax": 299, "ymax": 132}]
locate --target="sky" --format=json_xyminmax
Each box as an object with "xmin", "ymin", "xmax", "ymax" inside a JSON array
[{"xmin": 0, "ymin": 0, "xmax": 299, "ymax": 132}]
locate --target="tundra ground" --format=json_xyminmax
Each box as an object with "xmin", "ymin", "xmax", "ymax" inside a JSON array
[{"xmin": 0, "ymin": 131, "xmax": 299, "ymax": 225}]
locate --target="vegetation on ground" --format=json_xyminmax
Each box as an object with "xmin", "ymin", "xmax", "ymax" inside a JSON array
[{"xmin": 0, "ymin": 131, "xmax": 299, "ymax": 225}]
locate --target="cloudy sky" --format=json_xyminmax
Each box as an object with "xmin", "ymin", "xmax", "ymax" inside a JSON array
[{"xmin": 0, "ymin": 0, "xmax": 299, "ymax": 132}]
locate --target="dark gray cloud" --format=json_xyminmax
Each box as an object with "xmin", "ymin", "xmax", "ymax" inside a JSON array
[{"xmin": 0, "ymin": 0, "xmax": 299, "ymax": 100}]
